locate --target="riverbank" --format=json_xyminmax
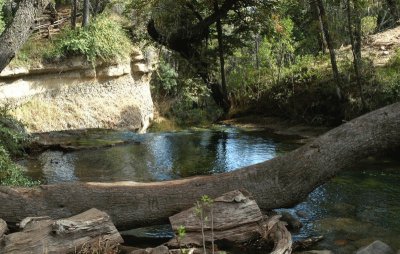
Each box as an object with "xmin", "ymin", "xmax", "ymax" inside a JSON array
[
  {"xmin": 222, "ymin": 115, "xmax": 331, "ymax": 143},
  {"xmin": 0, "ymin": 51, "xmax": 154, "ymax": 134}
]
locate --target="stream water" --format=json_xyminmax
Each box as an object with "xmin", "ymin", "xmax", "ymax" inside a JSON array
[{"xmin": 20, "ymin": 126, "xmax": 400, "ymax": 253}]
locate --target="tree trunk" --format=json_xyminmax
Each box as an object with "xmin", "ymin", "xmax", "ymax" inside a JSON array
[
  {"xmin": 386, "ymin": 0, "xmax": 399, "ymax": 24},
  {"xmin": 347, "ymin": 0, "xmax": 366, "ymax": 110},
  {"xmin": 71, "ymin": 0, "xmax": 78, "ymax": 29},
  {"xmin": 0, "ymin": 0, "xmax": 50, "ymax": 72},
  {"xmin": 0, "ymin": 209, "xmax": 123, "ymax": 254},
  {"xmin": 315, "ymin": 0, "xmax": 342, "ymax": 100},
  {"xmin": 0, "ymin": 103, "xmax": 400, "ymax": 229},
  {"xmin": 82, "ymin": 0, "xmax": 90, "ymax": 27},
  {"xmin": 214, "ymin": 0, "xmax": 230, "ymax": 114},
  {"xmin": 310, "ymin": 0, "xmax": 327, "ymax": 53}
]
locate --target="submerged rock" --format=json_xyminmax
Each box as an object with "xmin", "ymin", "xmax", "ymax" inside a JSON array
[
  {"xmin": 295, "ymin": 210, "xmax": 308, "ymax": 218},
  {"xmin": 297, "ymin": 250, "xmax": 333, "ymax": 254},
  {"xmin": 280, "ymin": 211, "xmax": 303, "ymax": 231},
  {"xmin": 130, "ymin": 245, "xmax": 169, "ymax": 254},
  {"xmin": 332, "ymin": 202, "xmax": 356, "ymax": 217},
  {"xmin": 314, "ymin": 217, "xmax": 374, "ymax": 234},
  {"xmin": 356, "ymin": 240, "xmax": 394, "ymax": 254}
]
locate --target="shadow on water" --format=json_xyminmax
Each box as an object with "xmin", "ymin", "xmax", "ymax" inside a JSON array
[{"xmin": 19, "ymin": 127, "xmax": 400, "ymax": 252}]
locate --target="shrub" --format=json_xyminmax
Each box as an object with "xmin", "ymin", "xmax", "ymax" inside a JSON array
[
  {"xmin": 0, "ymin": 146, "xmax": 39, "ymax": 187},
  {"xmin": 0, "ymin": 106, "xmax": 31, "ymax": 156},
  {"xmin": 361, "ymin": 16, "xmax": 377, "ymax": 36},
  {"xmin": 0, "ymin": 107, "xmax": 38, "ymax": 187},
  {"xmin": 48, "ymin": 15, "xmax": 133, "ymax": 63}
]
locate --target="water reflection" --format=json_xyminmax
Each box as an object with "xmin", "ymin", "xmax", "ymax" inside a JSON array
[
  {"xmin": 22, "ymin": 127, "xmax": 297, "ymax": 183},
  {"xmin": 20, "ymin": 127, "xmax": 400, "ymax": 252},
  {"xmin": 288, "ymin": 162, "xmax": 400, "ymax": 252}
]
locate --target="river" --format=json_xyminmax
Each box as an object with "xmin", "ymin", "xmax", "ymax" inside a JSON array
[{"xmin": 19, "ymin": 126, "xmax": 400, "ymax": 253}]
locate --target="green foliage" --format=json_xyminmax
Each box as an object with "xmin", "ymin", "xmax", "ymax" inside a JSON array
[
  {"xmin": 10, "ymin": 39, "xmax": 54, "ymax": 68},
  {"xmin": 153, "ymin": 60, "xmax": 179, "ymax": 96},
  {"xmin": 194, "ymin": 195, "xmax": 215, "ymax": 254},
  {"xmin": 0, "ymin": 106, "xmax": 31, "ymax": 157},
  {"xmin": 176, "ymin": 225, "xmax": 189, "ymax": 254},
  {"xmin": 177, "ymin": 225, "xmax": 186, "ymax": 239},
  {"xmin": 0, "ymin": 107, "xmax": 38, "ymax": 187},
  {"xmin": 48, "ymin": 15, "xmax": 132, "ymax": 63},
  {"xmin": 373, "ymin": 51, "xmax": 400, "ymax": 105},
  {"xmin": 361, "ymin": 16, "xmax": 377, "ymax": 36},
  {"xmin": 152, "ymin": 55, "xmax": 223, "ymax": 126}
]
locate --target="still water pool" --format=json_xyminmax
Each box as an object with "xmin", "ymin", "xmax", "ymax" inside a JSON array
[{"xmin": 20, "ymin": 126, "xmax": 400, "ymax": 253}]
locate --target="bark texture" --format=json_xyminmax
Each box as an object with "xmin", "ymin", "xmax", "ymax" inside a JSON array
[
  {"xmin": 263, "ymin": 216, "xmax": 292, "ymax": 254},
  {"xmin": 0, "ymin": 0, "xmax": 50, "ymax": 72},
  {"xmin": 0, "ymin": 103, "xmax": 400, "ymax": 229},
  {"xmin": 168, "ymin": 190, "xmax": 263, "ymax": 247},
  {"xmin": 0, "ymin": 209, "xmax": 123, "ymax": 254},
  {"xmin": 82, "ymin": 0, "xmax": 90, "ymax": 27},
  {"xmin": 167, "ymin": 190, "xmax": 293, "ymax": 253}
]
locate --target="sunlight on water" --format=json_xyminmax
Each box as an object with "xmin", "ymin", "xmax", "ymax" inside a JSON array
[
  {"xmin": 21, "ymin": 127, "xmax": 297, "ymax": 183},
  {"xmin": 20, "ymin": 127, "xmax": 400, "ymax": 252}
]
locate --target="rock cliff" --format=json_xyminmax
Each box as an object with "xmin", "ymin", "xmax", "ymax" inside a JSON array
[{"xmin": 0, "ymin": 49, "xmax": 154, "ymax": 133}]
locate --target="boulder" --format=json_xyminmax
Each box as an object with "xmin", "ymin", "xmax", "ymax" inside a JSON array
[{"xmin": 356, "ymin": 240, "xmax": 394, "ymax": 254}]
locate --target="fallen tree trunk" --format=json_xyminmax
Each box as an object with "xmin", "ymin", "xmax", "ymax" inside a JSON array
[
  {"xmin": 0, "ymin": 103, "xmax": 400, "ymax": 229},
  {"xmin": 0, "ymin": 208, "xmax": 123, "ymax": 254}
]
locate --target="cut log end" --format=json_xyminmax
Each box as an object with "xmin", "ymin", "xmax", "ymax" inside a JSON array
[{"xmin": 168, "ymin": 190, "xmax": 293, "ymax": 254}]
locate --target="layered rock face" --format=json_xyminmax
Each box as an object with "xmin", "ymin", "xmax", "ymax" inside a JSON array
[{"xmin": 0, "ymin": 49, "xmax": 154, "ymax": 133}]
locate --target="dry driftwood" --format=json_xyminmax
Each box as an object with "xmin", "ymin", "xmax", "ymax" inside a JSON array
[
  {"xmin": 0, "ymin": 219, "xmax": 7, "ymax": 239},
  {"xmin": 168, "ymin": 190, "xmax": 293, "ymax": 254},
  {"xmin": 0, "ymin": 103, "xmax": 399, "ymax": 229},
  {"xmin": 0, "ymin": 208, "xmax": 123, "ymax": 254},
  {"xmin": 262, "ymin": 215, "xmax": 292, "ymax": 254},
  {"xmin": 168, "ymin": 190, "xmax": 263, "ymax": 247}
]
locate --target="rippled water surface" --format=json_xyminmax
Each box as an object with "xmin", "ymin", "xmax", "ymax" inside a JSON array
[
  {"xmin": 21, "ymin": 127, "xmax": 400, "ymax": 253},
  {"xmin": 22, "ymin": 127, "xmax": 298, "ymax": 183}
]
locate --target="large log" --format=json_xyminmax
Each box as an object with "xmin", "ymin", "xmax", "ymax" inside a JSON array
[
  {"xmin": 0, "ymin": 208, "xmax": 123, "ymax": 254},
  {"xmin": 167, "ymin": 190, "xmax": 264, "ymax": 247},
  {"xmin": 0, "ymin": 103, "xmax": 400, "ymax": 229},
  {"xmin": 167, "ymin": 190, "xmax": 292, "ymax": 253}
]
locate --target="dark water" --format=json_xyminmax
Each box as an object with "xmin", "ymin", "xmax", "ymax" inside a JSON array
[{"xmin": 20, "ymin": 127, "xmax": 400, "ymax": 253}]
